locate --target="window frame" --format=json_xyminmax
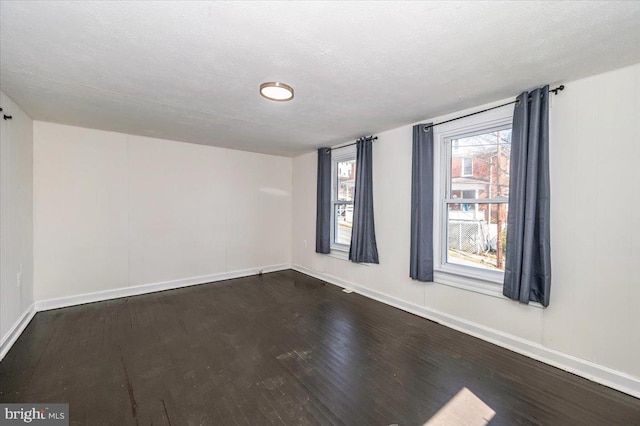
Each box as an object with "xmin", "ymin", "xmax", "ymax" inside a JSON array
[
  {"xmin": 433, "ymin": 106, "xmax": 514, "ymax": 292},
  {"xmin": 330, "ymin": 145, "xmax": 357, "ymax": 253}
]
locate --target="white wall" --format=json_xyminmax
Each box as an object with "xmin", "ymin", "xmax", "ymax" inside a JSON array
[
  {"xmin": 0, "ymin": 91, "xmax": 34, "ymax": 343},
  {"xmin": 33, "ymin": 122, "xmax": 292, "ymax": 301},
  {"xmin": 292, "ymin": 64, "xmax": 640, "ymax": 382}
]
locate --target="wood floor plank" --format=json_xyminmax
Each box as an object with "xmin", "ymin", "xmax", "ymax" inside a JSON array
[{"xmin": 1, "ymin": 270, "xmax": 639, "ymax": 425}]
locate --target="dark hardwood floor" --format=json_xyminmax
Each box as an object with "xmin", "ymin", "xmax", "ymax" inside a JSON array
[{"xmin": 1, "ymin": 270, "xmax": 639, "ymax": 425}]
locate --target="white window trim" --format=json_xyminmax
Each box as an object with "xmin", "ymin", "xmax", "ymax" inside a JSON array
[
  {"xmin": 330, "ymin": 144, "xmax": 356, "ymax": 254},
  {"xmin": 432, "ymin": 105, "xmax": 523, "ymax": 300}
]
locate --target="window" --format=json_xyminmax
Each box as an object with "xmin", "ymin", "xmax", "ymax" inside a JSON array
[
  {"xmin": 330, "ymin": 146, "xmax": 356, "ymax": 251},
  {"xmin": 461, "ymin": 157, "xmax": 473, "ymax": 176},
  {"xmin": 434, "ymin": 110, "xmax": 513, "ymax": 286}
]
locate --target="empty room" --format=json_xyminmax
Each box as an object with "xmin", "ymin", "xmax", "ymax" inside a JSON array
[{"xmin": 1, "ymin": 1, "xmax": 640, "ymax": 425}]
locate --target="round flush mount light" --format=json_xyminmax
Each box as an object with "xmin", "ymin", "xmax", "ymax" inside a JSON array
[{"xmin": 260, "ymin": 82, "xmax": 294, "ymax": 101}]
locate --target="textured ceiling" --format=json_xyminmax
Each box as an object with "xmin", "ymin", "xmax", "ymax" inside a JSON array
[{"xmin": 1, "ymin": 1, "xmax": 640, "ymax": 156}]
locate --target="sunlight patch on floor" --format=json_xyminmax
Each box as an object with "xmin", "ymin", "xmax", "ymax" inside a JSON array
[{"xmin": 424, "ymin": 387, "xmax": 495, "ymax": 426}]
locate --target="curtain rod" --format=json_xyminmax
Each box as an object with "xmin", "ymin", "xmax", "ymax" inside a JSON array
[
  {"xmin": 423, "ymin": 85, "xmax": 564, "ymax": 132},
  {"xmin": 329, "ymin": 135, "xmax": 378, "ymax": 152}
]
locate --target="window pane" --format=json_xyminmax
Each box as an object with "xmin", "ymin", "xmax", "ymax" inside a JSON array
[
  {"xmin": 446, "ymin": 202, "xmax": 508, "ymax": 271},
  {"xmin": 337, "ymin": 160, "xmax": 356, "ymax": 201},
  {"xmin": 450, "ymin": 129, "xmax": 511, "ymax": 199},
  {"xmin": 334, "ymin": 204, "xmax": 353, "ymax": 245}
]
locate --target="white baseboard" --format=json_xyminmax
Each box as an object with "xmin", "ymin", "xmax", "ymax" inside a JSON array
[
  {"xmin": 0, "ymin": 303, "xmax": 36, "ymax": 361},
  {"xmin": 291, "ymin": 264, "xmax": 640, "ymax": 399},
  {"xmin": 36, "ymin": 263, "xmax": 292, "ymax": 312}
]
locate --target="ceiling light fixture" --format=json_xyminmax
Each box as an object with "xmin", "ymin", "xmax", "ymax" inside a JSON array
[{"xmin": 260, "ymin": 82, "xmax": 294, "ymax": 102}]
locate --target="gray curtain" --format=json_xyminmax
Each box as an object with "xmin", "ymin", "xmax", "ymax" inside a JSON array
[
  {"xmin": 349, "ymin": 139, "xmax": 379, "ymax": 263},
  {"xmin": 410, "ymin": 124, "xmax": 434, "ymax": 281},
  {"xmin": 503, "ymin": 86, "xmax": 551, "ymax": 306},
  {"xmin": 316, "ymin": 148, "xmax": 331, "ymax": 254}
]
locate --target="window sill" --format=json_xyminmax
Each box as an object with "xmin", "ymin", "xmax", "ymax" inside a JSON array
[
  {"xmin": 328, "ymin": 248, "xmax": 371, "ymax": 266},
  {"xmin": 433, "ymin": 268, "xmax": 544, "ymax": 309},
  {"xmin": 328, "ymin": 248, "xmax": 349, "ymax": 261}
]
